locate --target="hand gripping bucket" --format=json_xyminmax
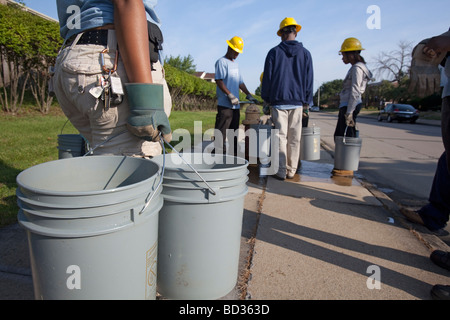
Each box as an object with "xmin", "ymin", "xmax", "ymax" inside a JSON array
[
  {"xmin": 300, "ymin": 126, "xmax": 320, "ymax": 161},
  {"xmin": 16, "ymin": 156, "xmax": 162, "ymax": 300},
  {"xmin": 151, "ymin": 153, "xmax": 248, "ymax": 299},
  {"xmin": 334, "ymin": 127, "xmax": 362, "ymax": 171}
]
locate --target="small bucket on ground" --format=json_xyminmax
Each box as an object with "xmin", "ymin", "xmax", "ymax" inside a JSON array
[
  {"xmin": 16, "ymin": 156, "xmax": 162, "ymax": 300},
  {"xmin": 57, "ymin": 134, "xmax": 86, "ymax": 159},
  {"xmin": 300, "ymin": 126, "xmax": 320, "ymax": 161},
  {"xmin": 57, "ymin": 120, "xmax": 87, "ymax": 159},
  {"xmin": 334, "ymin": 127, "xmax": 362, "ymax": 171},
  {"xmin": 151, "ymin": 153, "xmax": 248, "ymax": 300}
]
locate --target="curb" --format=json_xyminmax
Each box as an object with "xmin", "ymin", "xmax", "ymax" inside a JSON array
[{"xmin": 320, "ymin": 139, "xmax": 450, "ymax": 254}]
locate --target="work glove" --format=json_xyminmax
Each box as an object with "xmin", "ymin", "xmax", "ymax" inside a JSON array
[
  {"xmin": 262, "ymin": 102, "xmax": 271, "ymax": 115},
  {"xmin": 345, "ymin": 113, "xmax": 355, "ymax": 127},
  {"xmin": 246, "ymin": 94, "xmax": 258, "ymax": 103},
  {"xmin": 124, "ymin": 83, "xmax": 172, "ymax": 142},
  {"xmin": 408, "ymin": 40, "xmax": 443, "ymax": 98},
  {"xmin": 303, "ymin": 104, "xmax": 309, "ymax": 118},
  {"xmin": 227, "ymin": 93, "xmax": 239, "ymax": 106}
]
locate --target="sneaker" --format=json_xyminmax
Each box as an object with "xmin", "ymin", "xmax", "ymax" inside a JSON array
[
  {"xmin": 431, "ymin": 284, "xmax": 450, "ymax": 300},
  {"xmin": 287, "ymin": 171, "xmax": 295, "ymax": 179},
  {"xmin": 430, "ymin": 250, "xmax": 450, "ymax": 271},
  {"xmin": 273, "ymin": 173, "xmax": 286, "ymax": 181}
]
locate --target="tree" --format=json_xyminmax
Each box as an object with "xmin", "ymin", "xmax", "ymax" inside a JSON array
[
  {"xmin": 313, "ymin": 79, "xmax": 343, "ymax": 108},
  {"xmin": 372, "ymin": 40, "xmax": 413, "ymax": 83},
  {"xmin": 0, "ymin": 3, "xmax": 31, "ymax": 113},
  {"xmin": 27, "ymin": 14, "xmax": 62, "ymax": 114},
  {"xmin": 0, "ymin": 2, "xmax": 62, "ymax": 114},
  {"xmin": 164, "ymin": 54, "xmax": 196, "ymax": 74}
]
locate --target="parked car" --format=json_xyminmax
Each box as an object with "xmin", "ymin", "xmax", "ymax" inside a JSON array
[
  {"xmin": 310, "ymin": 106, "xmax": 320, "ymax": 112},
  {"xmin": 377, "ymin": 104, "xmax": 419, "ymax": 123}
]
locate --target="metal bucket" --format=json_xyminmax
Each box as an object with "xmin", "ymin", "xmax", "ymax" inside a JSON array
[
  {"xmin": 57, "ymin": 134, "xmax": 86, "ymax": 159},
  {"xmin": 151, "ymin": 153, "xmax": 248, "ymax": 299},
  {"xmin": 334, "ymin": 135, "xmax": 362, "ymax": 171},
  {"xmin": 300, "ymin": 126, "xmax": 320, "ymax": 161},
  {"xmin": 16, "ymin": 156, "xmax": 162, "ymax": 300}
]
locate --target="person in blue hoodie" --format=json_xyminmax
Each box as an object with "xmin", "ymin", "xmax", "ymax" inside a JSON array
[{"xmin": 261, "ymin": 17, "xmax": 314, "ymax": 180}]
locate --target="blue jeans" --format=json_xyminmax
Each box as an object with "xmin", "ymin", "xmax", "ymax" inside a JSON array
[
  {"xmin": 333, "ymin": 104, "xmax": 362, "ymax": 138},
  {"xmin": 418, "ymin": 152, "xmax": 450, "ymax": 230},
  {"xmin": 418, "ymin": 97, "xmax": 450, "ymax": 230}
]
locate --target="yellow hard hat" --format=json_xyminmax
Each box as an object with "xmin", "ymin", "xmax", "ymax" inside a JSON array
[
  {"xmin": 339, "ymin": 37, "xmax": 365, "ymax": 54},
  {"xmin": 277, "ymin": 17, "xmax": 302, "ymax": 36},
  {"xmin": 226, "ymin": 36, "xmax": 244, "ymax": 53}
]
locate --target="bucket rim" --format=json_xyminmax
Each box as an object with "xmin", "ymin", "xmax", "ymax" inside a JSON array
[
  {"xmin": 16, "ymin": 156, "xmax": 161, "ymax": 197},
  {"xmin": 152, "ymin": 153, "xmax": 249, "ymax": 174}
]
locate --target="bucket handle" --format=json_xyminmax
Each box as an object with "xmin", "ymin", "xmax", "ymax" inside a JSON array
[
  {"xmin": 343, "ymin": 126, "xmax": 348, "ymax": 144},
  {"xmin": 60, "ymin": 119, "xmax": 70, "ymax": 134},
  {"xmin": 161, "ymin": 136, "xmax": 217, "ymax": 196},
  {"xmin": 60, "ymin": 119, "xmax": 90, "ymax": 151},
  {"xmin": 82, "ymin": 130, "xmax": 128, "ymax": 156},
  {"xmin": 139, "ymin": 133, "xmax": 218, "ymax": 214},
  {"xmin": 139, "ymin": 138, "xmax": 165, "ymax": 214},
  {"xmin": 342, "ymin": 125, "xmax": 356, "ymax": 144}
]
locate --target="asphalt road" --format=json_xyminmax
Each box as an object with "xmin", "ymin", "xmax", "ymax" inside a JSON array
[{"xmin": 308, "ymin": 111, "xmax": 443, "ymax": 208}]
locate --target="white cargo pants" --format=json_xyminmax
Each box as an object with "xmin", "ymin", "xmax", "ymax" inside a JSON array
[
  {"xmin": 53, "ymin": 30, "xmax": 172, "ymax": 157},
  {"xmin": 272, "ymin": 107, "xmax": 303, "ymax": 177}
]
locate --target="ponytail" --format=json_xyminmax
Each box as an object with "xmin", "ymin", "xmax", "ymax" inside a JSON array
[{"xmin": 347, "ymin": 51, "xmax": 366, "ymax": 64}]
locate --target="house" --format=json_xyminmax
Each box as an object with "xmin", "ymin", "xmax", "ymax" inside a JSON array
[{"xmin": 194, "ymin": 71, "xmax": 216, "ymax": 83}]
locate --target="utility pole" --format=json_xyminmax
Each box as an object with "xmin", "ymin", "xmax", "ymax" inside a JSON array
[{"xmin": 317, "ymin": 85, "xmax": 320, "ymax": 107}]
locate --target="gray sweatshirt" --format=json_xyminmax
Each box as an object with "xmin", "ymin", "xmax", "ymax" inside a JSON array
[{"xmin": 339, "ymin": 62, "xmax": 372, "ymax": 114}]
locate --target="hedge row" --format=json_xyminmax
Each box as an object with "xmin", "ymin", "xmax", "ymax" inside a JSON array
[{"xmin": 164, "ymin": 64, "xmax": 216, "ymax": 98}]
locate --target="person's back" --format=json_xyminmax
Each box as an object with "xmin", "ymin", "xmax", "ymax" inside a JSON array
[
  {"xmin": 261, "ymin": 17, "xmax": 314, "ymax": 180},
  {"xmin": 262, "ymin": 40, "xmax": 313, "ymax": 106}
]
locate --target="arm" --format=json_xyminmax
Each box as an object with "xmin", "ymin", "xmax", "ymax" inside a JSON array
[
  {"xmin": 423, "ymin": 35, "xmax": 450, "ymax": 59},
  {"xmin": 113, "ymin": 0, "xmax": 153, "ymax": 83},
  {"xmin": 346, "ymin": 65, "xmax": 365, "ymax": 114},
  {"xmin": 114, "ymin": 0, "xmax": 171, "ymax": 142},
  {"xmin": 216, "ymin": 79, "xmax": 230, "ymax": 95},
  {"xmin": 305, "ymin": 53, "xmax": 314, "ymax": 106},
  {"xmin": 216, "ymin": 79, "xmax": 239, "ymax": 105},
  {"xmin": 239, "ymin": 83, "xmax": 251, "ymax": 96}
]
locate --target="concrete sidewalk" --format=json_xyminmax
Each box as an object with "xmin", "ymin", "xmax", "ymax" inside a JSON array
[
  {"xmin": 244, "ymin": 148, "xmax": 450, "ymax": 299},
  {"xmin": 1, "ymin": 146, "xmax": 449, "ymax": 300}
]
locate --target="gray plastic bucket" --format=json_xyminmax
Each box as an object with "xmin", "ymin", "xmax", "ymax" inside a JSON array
[
  {"xmin": 334, "ymin": 136, "xmax": 362, "ymax": 171},
  {"xmin": 57, "ymin": 134, "xmax": 85, "ymax": 159},
  {"xmin": 300, "ymin": 126, "xmax": 320, "ymax": 161},
  {"xmin": 249, "ymin": 123, "xmax": 272, "ymax": 160},
  {"xmin": 16, "ymin": 156, "xmax": 162, "ymax": 300},
  {"xmin": 151, "ymin": 153, "xmax": 248, "ymax": 300}
]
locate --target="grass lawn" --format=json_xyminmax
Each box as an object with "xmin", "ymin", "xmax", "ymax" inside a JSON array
[{"xmin": 0, "ymin": 108, "xmax": 220, "ymax": 227}]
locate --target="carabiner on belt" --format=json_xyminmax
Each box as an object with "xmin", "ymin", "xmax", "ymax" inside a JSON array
[{"xmin": 100, "ymin": 47, "xmax": 119, "ymax": 74}]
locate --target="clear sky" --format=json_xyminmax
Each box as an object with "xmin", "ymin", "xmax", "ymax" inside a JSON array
[{"xmin": 25, "ymin": 0, "xmax": 450, "ymax": 95}]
